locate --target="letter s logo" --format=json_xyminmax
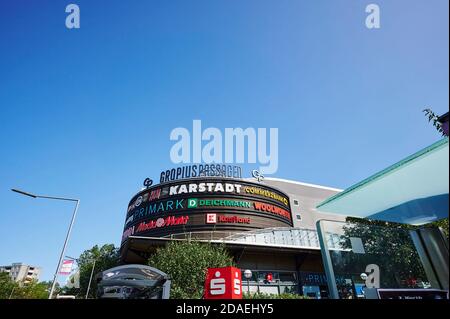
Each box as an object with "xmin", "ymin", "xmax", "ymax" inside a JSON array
[
  {"xmin": 233, "ymin": 278, "xmax": 241, "ymax": 294},
  {"xmin": 233, "ymin": 270, "xmax": 241, "ymax": 295},
  {"xmin": 210, "ymin": 271, "xmax": 226, "ymax": 295}
]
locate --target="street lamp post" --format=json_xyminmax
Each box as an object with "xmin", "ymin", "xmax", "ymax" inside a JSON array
[
  {"xmin": 243, "ymin": 270, "xmax": 252, "ymax": 294},
  {"xmin": 8, "ymin": 286, "xmax": 15, "ymax": 299},
  {"xmin": 85, "ymin": 259, "xmax": 96, "ymax": 299},
  {"xmin": 11, "ymin": 188, "xmax": 80, "ymax": 300}
]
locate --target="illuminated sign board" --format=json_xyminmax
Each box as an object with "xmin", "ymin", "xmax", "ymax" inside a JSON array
[
  {"xmin": 243, "ymin": 186, "xmax": 289, "ymax": 206},
  {"xmin": 121, "ymin": 178, "xmax": 292, "ymax": 244},
  {"xmin": 127, "ymin": 181, "xmax": 290, "ymax": 213},
  {"xmin": 159, "ymin": 165, "xmax": 242, "ymax": 184},
  {"xmin": 169, "ymin": 182, "xmax": 242, "ymax": 195},
  {"xmin": 205, "ymin": 214, "xmax": 251, "ymax": 224},
  {"xmin": 253, "ymin": 201, "xmax": 291, "ymax": 221},
  {"xmin": 135, "ymin": 215, "xmax": 189, "ymax": 233},
  {"xmin": 125, "ymin": 196, "xmax": 291, "ymax": 228},
  {"xmin": 188, "ymin": 198, "xmax": 251, "ymax": 209},
  {"xmin": 204, "ymin": 267, "xmax": 242, "ymax": 299}
]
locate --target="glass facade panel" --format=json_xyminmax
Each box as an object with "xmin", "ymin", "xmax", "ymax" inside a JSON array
[
  {"xmin": 303, "ymin": 285, "xmax": 320, "ymax": 298},
  {"xmin": 280, "ymin": 285, "xmax": 298, "ymax": 294},
  {"xmin": 279, "ymin": 272, "xmax": 296, "ymax": 282},
  {"xmin": 318, "ymin": 220, "xmax": 433, "ymax": 299},
  {"xmin": 164, "ymin": 228, "xmax": 334, "ymax": 249},
  {"xmin": 241, "ymin": 270, "xmax": 300, "ymax": 296}
]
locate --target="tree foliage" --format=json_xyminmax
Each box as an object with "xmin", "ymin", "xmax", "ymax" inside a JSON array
[
  {"xmin": 63, "ymin": 244, "xmax": 120, "ymax": 298},
  {"xmin": 423, "ymin": 108, "xmax": 445, "ymax": 136},
  {"xmin": 428, "ymin": 218, "xmax": 449, "ymax": 239},
  {"xmin": 340, "ymin": 217, "xmax": 428, "ymax": 288},
  {"xmin": 148, "ymin": 241, "xmax": 234, "ymax": 299},
  {"xmin": 0, "ymin": 272, "xmax": 17, "ymax": 299},
  {"xmin": 421, "ymin": 108, "xmax": 448, "ymax": 238},
  {"xmin": 0, "ymin": 272, "xmax": 50, "ymax": 299}
]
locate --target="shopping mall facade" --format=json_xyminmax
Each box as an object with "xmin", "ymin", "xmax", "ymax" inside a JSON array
[
  {"xmin": 120, "ymin": 164, "xmax": 347, "ymax": 298},
  {"xmin": 118, "ymin": 136, "xmax": 448, "ymax": 299}
]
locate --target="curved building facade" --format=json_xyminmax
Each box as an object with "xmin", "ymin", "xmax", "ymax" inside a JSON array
[
  {"xmin": 121, "ymin": 178, "xmax": 293, "ymax": 244},
  {"xmin": 120, "ymin": 173, "xmax": 348, "ymax": 298}
]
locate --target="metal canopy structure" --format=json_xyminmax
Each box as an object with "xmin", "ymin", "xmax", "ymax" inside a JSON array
[{"xmin": 317, "ymin": 138, "xmax": 449, "ymax": 225}]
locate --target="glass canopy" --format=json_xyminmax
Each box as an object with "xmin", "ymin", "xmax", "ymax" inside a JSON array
[{"xmin": 317, "ymin": 138, "xmax": 449, "ymax": 225}]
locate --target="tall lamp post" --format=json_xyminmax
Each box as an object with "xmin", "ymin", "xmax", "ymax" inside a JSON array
[
  {"xmin": 8, "ymin": 286, "xmax": 16, "ymax": 299},
  {"xmin": 11, "ymin": 188, "xmax": 80, "ymax": 300},
  {"xmin": 243, "ymin": 269, "xmax": 252, "ymax": 294},
  {"xmin": 85, "ymin": 258, "xmax": 96, "ymax": 299}
]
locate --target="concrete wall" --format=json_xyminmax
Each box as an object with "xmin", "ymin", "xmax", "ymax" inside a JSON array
[
  {"xmin": 248, "ymin": 177, "xmax": 347, "ymax": 230},
  {"xmin": 0, "ymin": 263, "xmax": 41, "ymax": 283}
]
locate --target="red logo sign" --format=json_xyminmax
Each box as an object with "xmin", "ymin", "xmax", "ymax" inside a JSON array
[
  {"xmin": 206, "ymin": 214, "xmax": 251, "ymax": 224},
  {"xmin": 204, "ymin": 266, "xmax": 242, "ymax": 299},
  {"xmin": 218, "ymin": 215, "xmax": 250, "ymax": 224},
  {"xmin": 206, "ymin": 213, "xmax": 217, "ymax": 224},
  {"xmin": 253, "ymin": 201, "xmax": 291, "ymax": 220},
  {"xmin": 136, "ymin": 215, "xmax": 189, "ymax": 233}
]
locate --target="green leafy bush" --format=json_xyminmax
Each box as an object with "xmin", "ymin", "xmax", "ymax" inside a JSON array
[
  {"xmin": 0, "ymin": 273, "xmax": 50, "ymax": 299},
  {"xmin": 148, "ymin": 241, "xmax": 234, "ymax": 299}
]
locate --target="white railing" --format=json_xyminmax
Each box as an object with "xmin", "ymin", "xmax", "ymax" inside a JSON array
[{"xmin": 162, "ymin": 228, "xmax": 344, "ymax": 250}]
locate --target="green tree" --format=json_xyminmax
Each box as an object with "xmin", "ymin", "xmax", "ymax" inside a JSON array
[
  {"xmin": 428, "ymin": 218, "xmax": 449, "ymax": 239},
  {"xmin": 0, "ymin": 273, "xmax": 50, "ymax": 299},
  {"xmin": 63, "ymin": 244, "xmax": 120, "ymax": 298},
  {"xmin": 0, "ymin": 272, "xmax": 18, "ymax": 299},
  {"xmin": 421, "ymin": 108, "xmax": 448, "ymax": 239},
  {"xmin": 423, "ymin": 108, "xmax": 445, "ymax": 136},
  {"xmin": 339, "ymin": 217, "xmax": 428, "ymax": 289},
  {"xmin": 148, "ymin": 241, "xmax": 234, "ymax": 299},
  {"xmin": 12, "ymin": 280, "xmax": 50, "ymax": 299}
]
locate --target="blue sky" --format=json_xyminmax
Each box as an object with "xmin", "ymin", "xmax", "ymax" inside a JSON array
[{"xmin": 0, "ymin": 0, "xmax": 448, "ymax": 282}]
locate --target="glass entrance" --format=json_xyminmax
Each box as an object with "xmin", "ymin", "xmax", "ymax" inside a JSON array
[{"xmin": 316, "ymin": 219, "xmax": 441, "ymax": 299}]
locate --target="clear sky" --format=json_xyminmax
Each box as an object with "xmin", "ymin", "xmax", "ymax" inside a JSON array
[{"xmin": 0, "ymin": 0, "xmax": 448, "ymax": 282}]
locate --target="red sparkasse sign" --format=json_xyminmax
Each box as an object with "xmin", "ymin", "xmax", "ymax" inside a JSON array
[{"xmin": 204, "ymin": 266, "xmax": 242, "ymax": 299}]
